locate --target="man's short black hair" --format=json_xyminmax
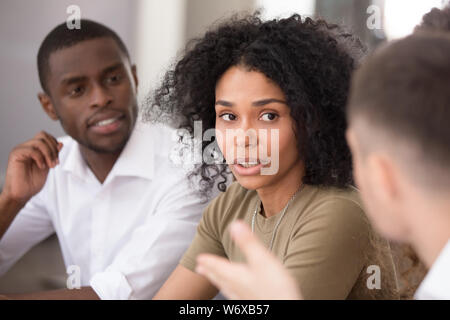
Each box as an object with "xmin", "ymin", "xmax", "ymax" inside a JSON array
[{"xmin": 37, "ymin": 19, "xmax": 130, "ymax": 94}]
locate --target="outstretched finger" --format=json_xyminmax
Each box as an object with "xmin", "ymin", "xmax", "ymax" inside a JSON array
[{"xmin": 196, "ymin": 254, "xmax": 245, "ymax": 296}]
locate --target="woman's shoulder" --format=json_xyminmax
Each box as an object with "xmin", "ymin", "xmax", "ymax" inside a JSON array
[
  {"xmin": 304, "ymin": 185, "xmax": 364, "ymax": 214},
  {"xmin": 203, "ymin": 181, "xmax": 254, "ymax": 217},
  {"xmin": 291, "ymin": 185, "xmax": 374, "ymax": 263},
  {"xmin": 204, "ymin": 181, "xmax": 256, "ymax": 225},
  {"xmin": 312, "ymin": 185, "xmax": 362, "ymax": 208},
  {"xmin": 297, "ymin": 184, "xmax": 369, "ymax": 232}
]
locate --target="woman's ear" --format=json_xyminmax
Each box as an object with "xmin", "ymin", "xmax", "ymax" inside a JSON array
[{"xmin": 37, "ymin": 92, "xmax": 59, "ymax": 121}]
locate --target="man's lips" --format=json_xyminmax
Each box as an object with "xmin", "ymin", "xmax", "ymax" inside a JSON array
[
  {"xmin": 87, "ymin": 113, "xmax": 126, "ymax": 135},
  {"xmin": 87, "ymin": 112, "xmax": 125, "ymax": 128}
]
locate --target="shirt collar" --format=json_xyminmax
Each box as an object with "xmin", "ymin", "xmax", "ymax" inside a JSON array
[
  {"xmin": 108, "ymin": 121, "xmax": 154, "ymax": 180},
  {"xmin": 62, "ymin": 121, "xmax": 155, "ymax": 182},
  {"xmin": 415, "ymin": 239, "xmax": 450, "ymax": 300},
  {"xmin": 62, "ymin": 138, "xmax": 89, "ymax": 182}
]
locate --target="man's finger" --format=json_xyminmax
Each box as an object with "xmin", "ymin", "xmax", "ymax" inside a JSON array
[
  {"xmin": 33, "ymin": 139, "xmax": 55, "ymax": 168},
  {"xmin": 41, "ymin": 132, "xmax": 62, "ymax": 161},
  {"xmin": 24, "ymin": 139, "xmax": 54, "ymax": 168},
  {"xmin": 39, "ymin": 137, "xmax": 57, "ymax": 162},
  {"xmin": 196, "ymin": 254, "xmax": 248, "ymax": 299},
  {"xmin": 196, "ymin": 255, "xmax": 239, "ymax": 283},
  {"xmin": 23, "ymin": 147, "xmax": 47, "ymax": 170},
  {"xmin": 34, "ymin": 131, "xmax": 59, "ymax": 163}
]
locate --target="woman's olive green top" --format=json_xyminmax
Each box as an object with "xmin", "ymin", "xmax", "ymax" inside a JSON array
[{"xmin": 180, "ymin": 182, "xmax": 399, "ymax": 299}]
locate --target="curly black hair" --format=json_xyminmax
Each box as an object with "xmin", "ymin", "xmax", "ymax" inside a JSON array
[{"xmin": 144, "ymin": 12, "xmax": 365, "ymax": 198}]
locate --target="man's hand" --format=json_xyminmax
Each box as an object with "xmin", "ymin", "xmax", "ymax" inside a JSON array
[
  {"xmin": 195, "ymin": 220, "xmax": 302, "ymax": 300},
  {"xmin": 0, "ymin": 131, "xmax": 62, "ymax": 239},
  {"xmin": 1, "ymin": 131, "xmax": 62, "ymax": 205}
]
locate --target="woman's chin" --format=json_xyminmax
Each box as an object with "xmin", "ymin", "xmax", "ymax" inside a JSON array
[{"xmin": 233, "ymin": 174, "xmax": 268, "ymax": 191}]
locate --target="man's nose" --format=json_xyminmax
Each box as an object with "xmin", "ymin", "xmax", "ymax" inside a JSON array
[{"xmin": 90, "ymin": 83, "xmax": 113, "ymax": 108}]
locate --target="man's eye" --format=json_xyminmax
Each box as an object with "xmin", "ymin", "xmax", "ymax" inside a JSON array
[
  {"xmin": 107, "ymin": 74, "xmax": 121, "ymax": 84},
  {"xmin": 260, "ymin": 113, "xmax": 278, "ymax": 121},
  {"xmin": 219, "ymin": 113, "xmax": 236, "ymax": 121},
  {"xmin": 70, "ymin": 86, "xmax": 84, "ymax": 96}
]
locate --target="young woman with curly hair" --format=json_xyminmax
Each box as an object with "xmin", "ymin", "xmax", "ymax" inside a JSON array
[{"xmin": 147, "ymin": 13, "xmax": 399, "ymax": 300}]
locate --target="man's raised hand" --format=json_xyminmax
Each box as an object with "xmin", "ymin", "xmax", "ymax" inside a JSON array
[{"xmin": 1, "ymin": 131, "xmax": 62, "ymax": 205}]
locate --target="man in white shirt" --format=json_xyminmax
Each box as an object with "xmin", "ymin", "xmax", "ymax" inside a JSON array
[{"xmin": 0, "ymin": 20, "xmax": 212, "ymax": 299}]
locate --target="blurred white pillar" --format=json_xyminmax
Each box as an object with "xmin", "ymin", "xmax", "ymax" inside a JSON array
[
  {"xmin": 384, "ymin": 0, "xmax": 448, "ymax": 39},
  {"xmin": 134, "ymin": 0, "xmax": 187, "ymax": 104},
  {"xmin": 256, "ymin": 0, "xmax": 315, "ymax": 19}
]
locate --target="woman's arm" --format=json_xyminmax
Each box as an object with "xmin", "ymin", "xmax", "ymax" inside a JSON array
[{"xmin": 153, "ymin": 264, "xmax": 219, "ymax": 300}]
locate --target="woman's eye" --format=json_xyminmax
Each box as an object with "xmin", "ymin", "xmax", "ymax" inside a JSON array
[
  {"xmin": 220, "ymin": 113, "xmax": 236, "ymax": 121},
  {"xmin": 260, "ymin": 113, "xmax": 278, "ymax": 121}
]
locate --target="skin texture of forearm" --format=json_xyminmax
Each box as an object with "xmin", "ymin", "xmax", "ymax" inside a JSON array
[
  {"xmin": 0, "ymin": 194, "xmax": 26, "ymax": 240},
  {"xmin": 3, "ymin": 287, "xmax": 100, "ymax": 300},
  {"xmin": 154, "ymin": 265, "xmax": 219, "ymax": 300}
]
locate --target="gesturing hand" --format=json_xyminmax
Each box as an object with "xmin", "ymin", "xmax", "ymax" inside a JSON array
[{"xmin": 195, "ymin": 220, "xmax": 302, "ymax": 300}]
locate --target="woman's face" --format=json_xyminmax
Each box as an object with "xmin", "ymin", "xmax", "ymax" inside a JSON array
[{"xmin": 215, "ymin": 65, "xmax": 303, "ymax": 190}]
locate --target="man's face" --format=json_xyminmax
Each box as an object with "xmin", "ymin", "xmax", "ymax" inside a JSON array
[{"xmin": 42, "ymin": 37, "xmax": 138, "ymax": 154}]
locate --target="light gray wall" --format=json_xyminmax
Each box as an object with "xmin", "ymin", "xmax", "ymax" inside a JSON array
[
  {"xmin": 0, "ymin": 0, "xmax": 138, "ymax": 187},
  {"xmin": 185, "ymin": 0, "xmax": 256, "ymax": 40}
]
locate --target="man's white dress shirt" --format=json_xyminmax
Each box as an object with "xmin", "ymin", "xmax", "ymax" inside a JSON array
[
  {"xmin": 0, "ymin": 122, "xmax": 214, "ymax": 299},
  {"xmin": 415, "ymin": 239, "xmax": 450, "ymax": 300}
]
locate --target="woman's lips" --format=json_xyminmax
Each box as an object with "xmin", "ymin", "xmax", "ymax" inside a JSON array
[
  {"xmin": 232, "ymin": 162, "xmax": 264, "ymax": 176},
  {"xmin": 230, "ymin": 158, "xmax": 271, "ymax": 176}
]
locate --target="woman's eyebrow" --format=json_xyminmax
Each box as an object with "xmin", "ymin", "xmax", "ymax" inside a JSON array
[
  {"xmin": 252, "ymin": 98, "xmax": 287, "ymax": 106},
  {"xmin": 215, "ymin": 98, "xmax": 286, "ymax": 107},
  {"xmin": 215, "ymin": 100, "xmax": 234, "ymax": 107}
]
